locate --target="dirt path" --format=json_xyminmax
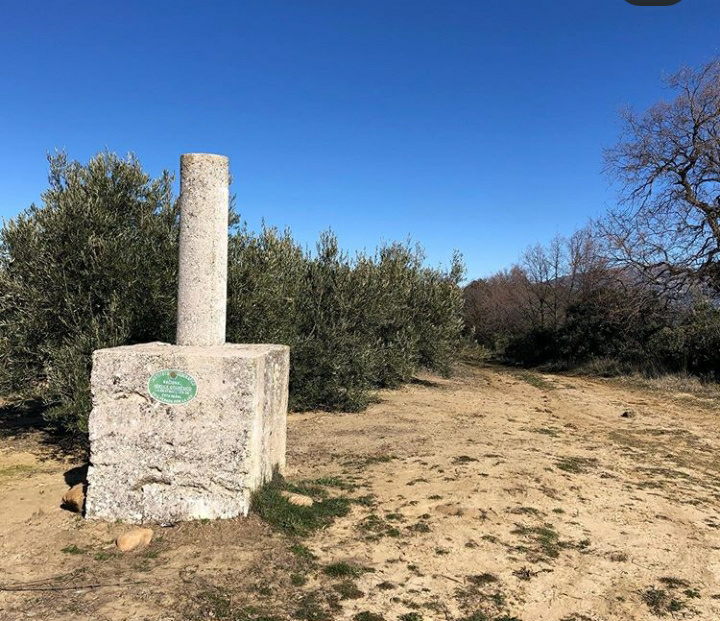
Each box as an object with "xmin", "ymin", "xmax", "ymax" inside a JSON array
[{"xmin": 1, "ymin": 364, "xmax": 719, "ymax": 621}]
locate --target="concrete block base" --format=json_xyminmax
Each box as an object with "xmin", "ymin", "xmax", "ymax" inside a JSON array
[{"xmin": 85, "ymin": 342, "xmax": 289, "ymax": 523}]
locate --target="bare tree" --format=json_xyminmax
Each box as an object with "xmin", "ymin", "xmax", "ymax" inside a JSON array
[
  {"xmin": 521, "ymin": 236, "xmax": 564, "ymax": 330},
  {"xmin": 463, "ymin": 229, "xmax": 614, "ymax": 352},
  {"xmin": 601, "ymin": 58, "xmax": 720, "ymax": 294},
  {"xmin": 464, "ymin": 266, "xmax": 533, "ymax": 348}
]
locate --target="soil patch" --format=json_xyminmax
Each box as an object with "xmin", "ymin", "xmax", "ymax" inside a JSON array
[{"xmin": 1, "ymin": 363, "xmax": 719, "ymax": 620}]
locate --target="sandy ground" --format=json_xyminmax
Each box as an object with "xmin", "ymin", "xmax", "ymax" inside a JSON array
[{"xmin": 1, "ymin": 362, "xmax": 719, "ymax": 621}]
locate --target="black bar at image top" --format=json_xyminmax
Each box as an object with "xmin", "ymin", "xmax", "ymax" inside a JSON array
[{"xmin": 625, "ymin": 0, "xmax": 682, "ymax": 5}]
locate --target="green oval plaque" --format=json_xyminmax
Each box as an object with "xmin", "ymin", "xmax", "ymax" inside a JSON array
[{"xmin": 148, "ymin": 370, "xmax": 198, "ymax": 405}]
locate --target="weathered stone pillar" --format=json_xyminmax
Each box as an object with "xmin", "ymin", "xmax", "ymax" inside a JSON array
[
  {"xmin": 177, "ymin": 153, "xmax": 229, "ymax": 346},
  {"xmin": 85, "ymin": 153, "xmax": 289, "ymax": 524}
]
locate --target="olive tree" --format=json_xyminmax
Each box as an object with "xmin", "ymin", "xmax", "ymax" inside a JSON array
[
  {"xmin": 1, "ymin": 151, "xmax": 466, "ymax": 436},
  {"xmin": 0, "ymin": 152, "xmax": 178, "ymax": 434}
]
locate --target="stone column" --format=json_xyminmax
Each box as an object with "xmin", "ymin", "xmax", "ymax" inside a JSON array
[
  {"xmin": 86, "ymin": 153, "xmax": 289, "ymax": 524},
  {"xmin": 176, "ymin": 153, "xmax": 229, "ymax": 346}
]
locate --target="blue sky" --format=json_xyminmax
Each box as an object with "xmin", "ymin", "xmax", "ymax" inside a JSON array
[{"xmin": 2, "ymin": 1, "xmax": 719, "ymax": 281}]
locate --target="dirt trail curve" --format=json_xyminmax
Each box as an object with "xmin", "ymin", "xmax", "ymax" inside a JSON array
[{"xmin": 1, "ymin": 363, "xmax": 719, "ymax": 621}]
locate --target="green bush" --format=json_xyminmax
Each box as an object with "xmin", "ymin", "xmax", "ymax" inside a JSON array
[
  {"xmin": 227, "ymin": 229, "xmax": 465, "ymax": 411},
  {"xmin": 464, "ymin": 262, "xmax": 720, "ymax": 382},
  {"xmin": 678, "ymin": 302, "xmax": 720, "ymax": 379},
  {"xmin": 0, "ymin": 151, "xmax": 465, "ymax": 434},
  {"xmin": 0, "ymin": 152, "xmax": 178, "ymax": 434}
]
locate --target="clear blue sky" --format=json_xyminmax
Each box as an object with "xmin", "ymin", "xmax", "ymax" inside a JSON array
[{"xmin": 2, "ymin": 1, "xmax": 719, "ymax": 281}]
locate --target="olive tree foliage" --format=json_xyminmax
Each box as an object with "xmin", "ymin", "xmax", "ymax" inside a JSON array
[
  {"xmin": 0, "ymin": 151, "xmax": 466, "ymax": 434},
  {"xmin": 601, "ymin": 58, "xmax": 720, "ymax": 294},
  {"xmin": 227, "ymin": 227, "xmax": 465, "ymax": 412},
  {"xmin": 0, "ymin": 152, "xmax": 179, "ymax": 433}
]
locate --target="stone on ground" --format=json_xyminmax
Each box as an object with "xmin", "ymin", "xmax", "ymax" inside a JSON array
[
  {"xmin": 116, "ymin": 528, "xmax": 154, "ymax": 552},
  {"xmin": 281, "ymin": 491, "xmax": 314, "ymax": 507},
  {"xmin": 62, "ymin": 484, "xmax": 85, "ymax": 513}
]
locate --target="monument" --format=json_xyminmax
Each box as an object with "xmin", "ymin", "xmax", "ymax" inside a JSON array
[{"xmin": 85, "ymin": 154, "xmax": 289, "ymax": 523}]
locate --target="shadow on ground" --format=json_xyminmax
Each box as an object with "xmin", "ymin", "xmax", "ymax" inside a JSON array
[{"xmin": 0, "ymin": 399, "xmax": 87, "ymax": 458}]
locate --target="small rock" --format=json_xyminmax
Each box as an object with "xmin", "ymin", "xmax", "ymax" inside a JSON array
[
  {"xmin": 116, "ymin": 528, "xmax": 153, "ymax": 552},
  {"xmin": 62, "ymin": 484, "xmax": 85, "ymax": 513},
  {"xmin": 621, "ymin": 410, "xmax": 635, "ymax": 418},
  {"xmin": 280, "ymin": 491, "xmax": 314, "ymax": 507}
]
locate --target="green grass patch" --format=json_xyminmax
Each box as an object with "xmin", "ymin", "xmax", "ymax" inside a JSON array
[
  {"xmin": 293, "ymin": 591, "xmax": 336, "ymax": 621},
  {"xmin": 510, "ymin": 524, "xmax": 565, "ymax": 560},
  {"xmin": 252, "ymin": 472, "xmax": 351, "ymax": 537},
  {"xmin": 333, "ymin": 580, "xmax": 364, "ymax": 600},
  {"xmin": 0, "ymin": 464, "xmax": 39, "ymax": 479},
  {"xmin": 354, "ymin": 494, "xmax": 378, "ymax": 507},
  {"xmin": 467, "ymin": 574, "xmax": 499, "ymax": 586},
  {"xmin": 507, "ymin": 507, "xmax": 541, "ymax": 517},
  {"xmin": 658, "ymin": 577, "xmax": 690, "ymax": 589},
  {"xmin": 60, "ymin": 544, "xmax": 86, "ymax": 555},
  {"xmin": 290, "ymin": 543, "xmax": 318, "ymax": 561},
  {"xmin": 358, "ymin": 514, "xmax": 387, "ymax": 532},
  {"xmin": 515, "ymin": 372, "xmax": 555, "ymax": 391},
  {"xmin": 189, "ymin": 588, "xmax": 282, "ymax": 621},
  {"xmin": 457, "ymin": 614, "xmax": 491, "ymax": 621},
  {"xmin": 641, "ymin": 587, "xmax": 685, "ymax": 615},
  {"xmin": 357, "ymin": 513, "xmax": 403, "ymax": 539},
  {"xmin": 555, "ymin": 457, "xmax": 599, "ymax": 474},
  {"xmin": 353, "ymin": 613, "xmax": 386, "ymax": 621},
  {"xmin": 323, "ymin": 561, "xmax": 373, "ymax": 578},
  {"xmin": 640, "ymin": 577, "xmax": 699, "ymax": 616},
  {"xmin": 193, "ymin": 589, "xmax": 233, "ymax": 620},
  {"xmin": 284, "ymin": 481, "xmax": 329, "ymax": 499},
  {"xmin": 291, "ymin": 573, "xmax": 308, "ymax": 587},
  {"xmin": 398, "ymin": 613, "xmax": 423, "ymax": 621}
]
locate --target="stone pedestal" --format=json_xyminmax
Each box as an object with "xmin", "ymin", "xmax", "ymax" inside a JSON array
[
  {"xmin": 85, "ymin": 342, "xmax": 289, "ymax": 523},
  {"xmin": 85, "ymin": 153, "xmax": 290, "ymax": 524}
]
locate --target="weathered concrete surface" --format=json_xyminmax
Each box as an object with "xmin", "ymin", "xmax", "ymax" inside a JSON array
[
  {"xmin": 85, "ymin": 342, "xmax": 289, "ymax": 523},
  {"xmin": 176, "ymin": 153, "xmax": 229, "ymax": 346}
]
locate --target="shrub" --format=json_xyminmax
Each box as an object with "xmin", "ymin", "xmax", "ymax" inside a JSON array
[
  {"xmin": 227, "ymin": 229, "xmax": 465, "ymax": 411},
  {"xmin": 683, "ymin": 302, "xmax": 720, "ymax": 379},
  {"xmin": 1, "ymin": 151, "xmax": 465, "ymax": 433},
  {"xmin": 0, "ymin": 152, "xmax": 178, "ymax": 434}
]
